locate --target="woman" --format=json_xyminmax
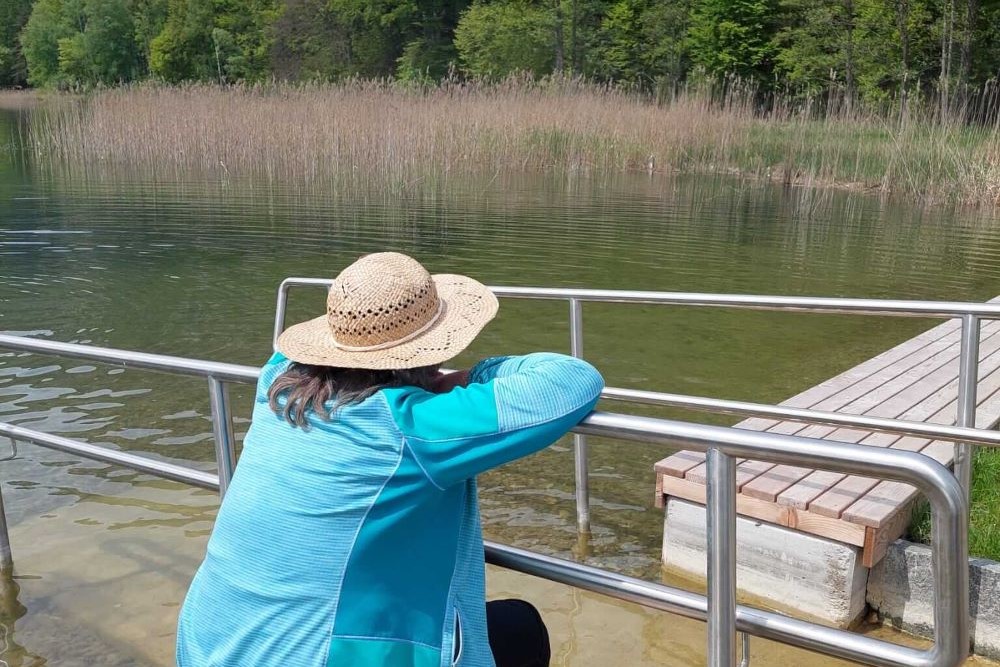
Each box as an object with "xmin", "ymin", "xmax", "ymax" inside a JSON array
[{"xmin": 176, "ymin": 252, "xmax": 604, "ymax": 667}]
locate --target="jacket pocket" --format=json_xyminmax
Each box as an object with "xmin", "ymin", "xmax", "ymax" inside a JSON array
[{"xmin": 452, "ymin": 605, "xmax": 463, "ymax": 666}]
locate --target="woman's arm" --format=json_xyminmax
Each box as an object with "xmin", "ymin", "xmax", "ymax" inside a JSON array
[{"xmin": 383, "ymin": 353, "xmax": 604, "ymax": 489}]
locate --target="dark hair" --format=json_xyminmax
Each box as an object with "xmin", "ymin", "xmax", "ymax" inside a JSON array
[{"xmin": 268, "ymin": 363, "xmax": 439, "ymax": 428}]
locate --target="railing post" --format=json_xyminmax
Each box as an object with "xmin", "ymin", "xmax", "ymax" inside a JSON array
[
  {"xmin": 707, "ymin": 447, "xmax": 737, "ymax": 667},
  {"xmin": 569, "ymin": 299, "xmax": 591, "ymax": 535},
  {"xmin": 272, "ymin": 281, "xmax": 290, "ymax": 350},
  {"xmin": 0, "ymin": 482, "xmax": 12, "ymax": 574},
  {"xmin": 208, "ymin": 377, "xmax": 238, "ymax": 498},
  {"xmin": 956, "ymin": 314, "xmax": 980, "ymax": 499}
]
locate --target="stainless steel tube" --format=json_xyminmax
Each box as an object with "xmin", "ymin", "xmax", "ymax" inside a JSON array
[
  {"xmin": 0, "ymin": 482, "xmax": 12, "ymax": 574},
  {"xmin": 274, "ymin": 276, "xmax": 1000, "ymax": 319},
  {"xmin": 569, "ymin": 298, "xmax": 591, "ymax": 534},
  {"xmin": 575, "ymin": 412, "xmax": 969, "ymax": 667},
  {"xmin": 208, "ymin": 377, "xmax": 238, "ymax": 497},
  {"xmin": 6, "ymin": 332, "xmax": 1000, "ymax": 451},
  {"xmin": 0, "ymin": 422, "xmax": 220, "ymax": 490},
  {"xmin": 707, "ymin": 448, "xmax": 737, "ymax": 667},
  {"xmin": 601, "ymin": 386, "xmax": 1000, "ymax": 448},
  {"xmin": 272, "ymin": 277, "xmax": 335, "ymax": 347},
  {"xmin": 955, "ymin": 315, "xmax": 980, "ymax": 498},
  {"xmin": 0, "ymin": 408, "xmax": 967, "ymax": 667},
  {"xmin": 485, "ymin": 540, "xmax": 937, "ymax": 667},
  {"xmin": 0, "ymin": 334, "xmax": 258, "ymax": 384}
]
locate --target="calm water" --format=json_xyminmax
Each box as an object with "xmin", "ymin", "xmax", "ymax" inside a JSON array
[{"xmin": 2, "ymin": 105, "xmax": 1000, "ymax": 665}]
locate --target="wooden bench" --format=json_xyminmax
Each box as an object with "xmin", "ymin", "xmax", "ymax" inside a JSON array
[{"xmin": 654, "ymin": 306, "xmax": 1000, "ymax": 569}]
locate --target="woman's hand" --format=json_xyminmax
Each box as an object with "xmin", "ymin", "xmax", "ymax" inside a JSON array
[{"xmin": 431, "ymin": 370, "xmax": 470, "ymax": 393}]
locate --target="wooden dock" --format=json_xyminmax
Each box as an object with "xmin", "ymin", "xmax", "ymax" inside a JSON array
[{"xmin": 655, "ymin": 307, "xmax": 1000, "ymax": 568}]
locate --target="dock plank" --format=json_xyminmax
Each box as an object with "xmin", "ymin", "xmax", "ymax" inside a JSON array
[
  {"xmin": 737, "ymin": 321, "xmax": 1000, "ymax": 502},
  {"xmin": 654, "ymin": 300, "xmax": 1000, "ymax": 566},
  {"xmin": 686, "ymin": 317, "xmax": 991, "ymax": 489},
  {"xmin": 808, "ymin": 345, "xmax": 1000, "ymax": 518},
  {"xmin": 656, "ymin": 316, "xmax": 963, "ymax": 480},
  {"xmin": 660, "ymin": 474, "xmax": 867, "ymax": 547}
]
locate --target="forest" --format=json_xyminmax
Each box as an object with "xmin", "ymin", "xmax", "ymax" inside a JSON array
[{"xmin": 1, "ymin": 0, "xmax": 1000, "ymax": 108}]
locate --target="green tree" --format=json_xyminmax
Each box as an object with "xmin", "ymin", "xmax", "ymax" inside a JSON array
[
  {"xmin": 214, "ymin": 0, "xmax": 278, "ymax": 81},
  {"xmin": 594, "ymin": 0, "xmax": 690, "ymax": 86},
  {"xmin": 270, "ymin": 0, "xmax": 353, "ymax": 80},
  {"xmin": 149, "ymin": 0, "xmax": 217, "ymax": 82},
  {"xmin": 454, "ymin": 1, "xmax": 556, "ymax": 78},
  {"xmin": 20, "ymin": 0, "xmax": 76, "ymax": 87},
  {"xmin": 687, "ymin": 0, "xmax": 778, "ymax": 80},
  {"xmin": 21, "ymin": 0, "xmax": 141, "ymax": 87},
  {"xmin": 83, "ymin": 0, "xmax": 140, "ymax": 84},
  {"xmin": 130, "ymin": 0, "xmax": 170, "ymax": 76},
  {"xmin": 773, "ymin": 0, "xmax": 859, "ymax": 96},
  {"xmin": 150, "ymin": 0, "xmax": 278, "ymax": 83},
  {"xmin": 0, "ymin": 0, "xmax": 33, "ymax": 86}
]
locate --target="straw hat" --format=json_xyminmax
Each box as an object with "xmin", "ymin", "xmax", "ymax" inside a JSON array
[{"xmin": 276, "ymin": 253, "xmax": 499, "ymax": 370}]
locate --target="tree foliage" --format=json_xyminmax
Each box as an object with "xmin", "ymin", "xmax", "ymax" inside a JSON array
[
  {"xmin": 454, "ymin": 1, "xmax": 555, "ymax": 78},
  {"xmin": 4, "ymin": 0, "xmax": 1000, "ymax": 110}
]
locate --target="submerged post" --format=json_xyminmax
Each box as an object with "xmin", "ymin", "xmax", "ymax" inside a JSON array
[
  {"xmin": 707, "ymin": 447, "xmax": 737, "ymax": 667},
  {"xmin": 208, "ymin": 377, "xmax": 238, "ymax": 498},
  {"xmin": 955, "ymin": 314, "xmax": 980, "ymax": 499},
  {"xmin": 0, "ymin": 482, "xmax": 11, "ymax": 574},
  {"xmin": 569, "ymin": 299, "xmax": 591, "ymax": 535}
]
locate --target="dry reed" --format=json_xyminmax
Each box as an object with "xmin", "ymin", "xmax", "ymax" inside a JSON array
[
  {"xmin": 0, "ymin": 89, "xmax": 42, "ymax": 110},
  {"xmin": 22, "ymin": 79, "xmax": 1000, "ymax": 206}
]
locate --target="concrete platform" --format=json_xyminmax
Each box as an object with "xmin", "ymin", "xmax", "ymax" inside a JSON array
[
  {"xmin": 662, "ymin": 498, "xmax": 868, "ymax": 628},
  {"xmin": 868, "ymin": 540, "xmax": 1000, "ymax": 660}
]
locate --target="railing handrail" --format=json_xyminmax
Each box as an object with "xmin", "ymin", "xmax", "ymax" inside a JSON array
[
  {"xmin": 3, "ymin": 332, "xmax": 999, "ymax": 448},
  {"xmin": 2, "ymin": 274, "xmax": 989, "ymax": 667},
  {"xmin": 0, "ymin": 406, "xmax": 968, "ymax": 667},
  {"xmin": 274, "ymin": 278, "xmax": 1000, "ymax": 348}
]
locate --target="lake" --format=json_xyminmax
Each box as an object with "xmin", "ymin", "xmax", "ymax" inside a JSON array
[{"xmin": 2, "ymin": 104, "xmax": 999, "ymax": 666}]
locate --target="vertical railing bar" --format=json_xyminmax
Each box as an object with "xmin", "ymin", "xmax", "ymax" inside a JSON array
[
  {"xmin": 707, "ymin": 447, "xmax": 737, "ymax": 667},
  {"xmin": 207, "ymin": 376, "xmax": 238, "ymax": 498},
  {"xmin": 569, "ymin": 298, "xmax": 591, "ymax": 535},
  {"xmin": 955, "ymin": 314, "xmax": 980, "ymax": 500},
  {"xmin": 0, "ymin": 481, "xmax": 12, "ymax": 574},
  {"xmin": 738, "ymin": 632, "xmax": 750, "ymax": 667},
  {"xmin": 272, "ymin": 282, "xmax": 290, "ymax": 350}
]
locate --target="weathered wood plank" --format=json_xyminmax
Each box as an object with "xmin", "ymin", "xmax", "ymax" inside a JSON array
[
  {"xmin": 655, "ymin": 299, "xmax": 1000, "ymax": 559},
  {"xmin": 841, "ymin": 386, "xmax": 1000, "ymax": 529},
  {"xmin": 862, "ymin": 503, "xmax": 915, "ymax": 568},
  {"xmin": 810, "ymin": 347, "xmax": 1000, "ymax": 520},
  {"xmin": 659, "ymin": 474, "xmax": 867, "ymax": 547},
  {"xmin": 662, "ymin": 316, "xmax": 967, "ymax": 484},
  {"xmin": 701, "ymin": 317, "xmax": 996, "ymax": 488}
]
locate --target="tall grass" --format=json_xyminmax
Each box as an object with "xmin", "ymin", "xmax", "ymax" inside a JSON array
[
  {"xmin": 22, "ymin": 78, "xmax": 1000, "ymax": 206},
  {"xmin": 0, "ymin": 90, "xmax": 41, "ymax": 110}
]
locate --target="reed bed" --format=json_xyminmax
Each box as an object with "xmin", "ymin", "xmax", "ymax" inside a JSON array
[
  {"xmin": 22, "ymin": 79, "xmax": 1000, "ymax": 206},
  {"xmin": 0, "ymin": 89, "xmax": 42, "ymax": 110}
]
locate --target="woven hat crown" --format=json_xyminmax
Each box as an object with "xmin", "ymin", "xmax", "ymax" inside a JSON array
[{"xmin": 326, "ymin": 253, "xmax": 442, "ymax": 351}]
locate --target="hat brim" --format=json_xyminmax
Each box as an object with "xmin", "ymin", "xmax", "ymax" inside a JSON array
[{"xmin": 275, "ymin": 274, "xmax": 499, "ymax": 370}]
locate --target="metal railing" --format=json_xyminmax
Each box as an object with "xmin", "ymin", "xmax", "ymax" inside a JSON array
[
  {"xmin": 0, "ymin": 353, "xmax": 970, "ymax": 667},
  {"xmin": 274, "ymin": 279, "xmax": 1000, "ymax": 532},
  {"xmin": 0, "ymin": 282, "xmax": 996, "ymax": 667}
]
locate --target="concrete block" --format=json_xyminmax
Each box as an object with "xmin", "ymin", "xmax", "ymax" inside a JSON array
[
  {"xmin": 662, "ymin": 498, "xmax": 869, "ymax": 628},
  {"xmin": 868, "ymin": 540, "xmax": 1000, "ymax": 660}
]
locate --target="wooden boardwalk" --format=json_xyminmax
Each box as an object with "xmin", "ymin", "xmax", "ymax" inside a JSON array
[{"xmin": 654, "ymin": 305, "xmax": 1000, "ymax": 568}]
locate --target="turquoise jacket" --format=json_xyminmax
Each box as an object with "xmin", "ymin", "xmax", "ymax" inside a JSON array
[{"xmin": 176, "ymin": 352, "xmax": 604, "ymax": 667}]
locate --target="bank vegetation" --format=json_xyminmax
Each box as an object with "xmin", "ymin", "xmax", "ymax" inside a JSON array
[{"xmin": 22, "ymin": 79, "xmax": 1000, "ymax": 207}]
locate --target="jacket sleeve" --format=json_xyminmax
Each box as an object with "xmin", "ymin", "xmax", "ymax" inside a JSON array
[{"xmin": 382, "ymin": 353, "xmax": 604, "ymax": 489}]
